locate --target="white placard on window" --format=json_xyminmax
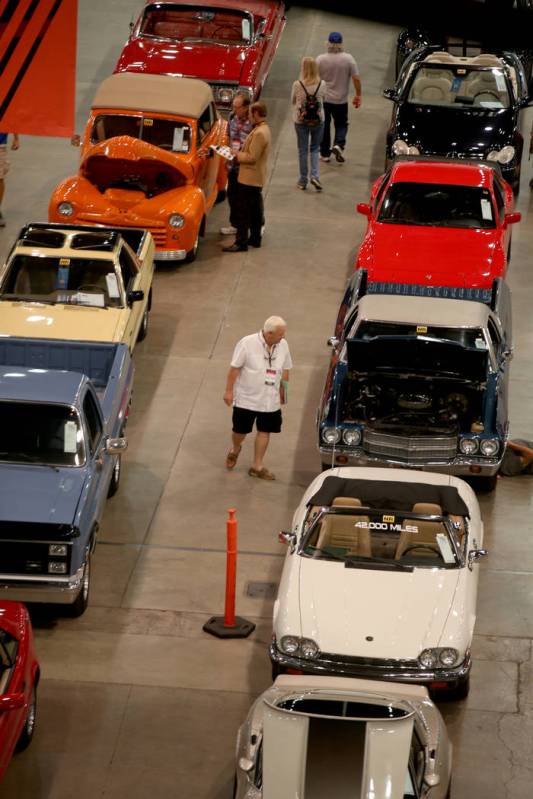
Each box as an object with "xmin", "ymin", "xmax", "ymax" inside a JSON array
[
  {"xmin": 475, "ymin": 336, "xmax": 487, "ymax": 349},
  {"xmin": 172, "ymin": 127, "xmax": 184, "ymax": 151},
  {"xmin": 64, "ymin": 421, "xmax": 78, "ymax": 454},
  {"xmin": 76, "ymin": 292, "xmax": 105, "ymax": 307},
  {"xmin": 480, "ymin": 199, "xmax": 492, "ymax": 220},
  {"xmin": 242, "ymin": 19, "xmax": 251, "ymax": 40},
  {"xmin": 495, "ymin": 72, "xmax": 506, "ymax": 92},
  {"xmin": 436, "ymin": 533, "xmax": 455, "ymax": 564},
  {"xmin": 106, "ymin": 273, "xmax": 120, "ymax": 298}
]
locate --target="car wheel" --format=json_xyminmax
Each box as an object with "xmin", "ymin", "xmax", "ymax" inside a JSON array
[
  {"xmin": 136, "ymin": 305, "xmax": 149, "ymax": 343},
  {"xmin": 507, "ymin": 240, "xmax": 512, "ymax": 262},
  {"xmin": 271, "ymin": 661, "xmax": 283, "ymax": 681},
  {"xmin": 216, "ymin": 188, "xmax": 227, "ymax": 204},
  {"xmin": 15, "ymin": 686, "xmax": 37, "ymax": 751},
  {"xmin": 68, "ymin": 557, "xmax": 91, "ymax": 618},
  {"xmin": 475, "ymin": 474, "xmax": 498, "ymax": 493},
  {"xmin": 107, "ymin": 454, "xmax": 121, "ymax": 498},
  {"xmin": 446, "ymin": 676, "xmax": 470, "ymax": 701},
  {"xmin": 185, "ymin": 234, "xmax": 199, "ymax": 263},
  {"xmin": 233, "ymin": 774, "xmax": 237, "ymax": 799}
]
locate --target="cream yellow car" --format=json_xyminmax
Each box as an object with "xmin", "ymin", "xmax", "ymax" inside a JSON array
[{"xmin": 0, "ymin": 223, "xmax": 155, "ymax": 351}]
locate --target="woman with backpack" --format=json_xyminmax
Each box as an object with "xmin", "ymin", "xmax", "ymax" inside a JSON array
[{"xmin": 291, "ymin": 57, "xmax": 327, "ymax": 191}]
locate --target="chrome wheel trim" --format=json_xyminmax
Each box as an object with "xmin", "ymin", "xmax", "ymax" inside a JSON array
[
  {"xmin": 82, "ymin": 558, "xmax": 90, "ymax": 602},
  {"xmin": 141, "ymin": 307, "xmax": 148, "ymax": 334},
  {"xmin": 113, "ymin": 455, "xmax": 121, "ymax": 484},
  {"xmin": 26, "ymin": 691, "xmax": 36, "ymax": 736}
]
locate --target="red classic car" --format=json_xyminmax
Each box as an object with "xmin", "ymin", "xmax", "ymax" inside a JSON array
[
  {"xmin": 0, "ymin": 601, "xmax": 40, "ymax": 781},
  {"xmin": 115, "ymin": 1, "xmax": 286, "ymax": 112},
  {"xmin": 355, "ymin": 158, "xmax": 520, "ymax": 300}
]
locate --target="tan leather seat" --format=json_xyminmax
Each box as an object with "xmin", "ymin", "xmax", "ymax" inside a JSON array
[
  {"xmin": 424, "ymin": 52, "xmax": 457, "ymax": 64},
  {"xmin": 395, "ymin": 503, "xmax": 443, "ymax": 560},
  {"xmin": 316, "ymin": 497, "xmax": 372, "ymax": 557},
  {"xmin": 411, "ymin": 76, "xmax": 452, "ymax": 103},
  {"xmin": 16, "ymin": 264, "xmax": 56, "ymax": 295},
  {"xmin": 466, "ymin": 72, "xmax": 507, "ymax": 105}
]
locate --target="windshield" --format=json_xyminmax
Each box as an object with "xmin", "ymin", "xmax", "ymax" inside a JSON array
[
  {"xmin": 91, "ymin": 115, "xmax": 192, "ymax": 153},
  {"xmin": 378, "ymin": 182, "xmax": 496, "ymax": 229},
  {"xmin": 355, "ymin": 321, "xmax": 486, "ymax": 349},
  {"xmin": 1, "ymin": 255, "xmax": 123, "ymax": 308},
  {"xmin": 140, "ymin": 5, "xmax": 252, "ymax": 44},
  {"xmin": 301, "ymin": 508, "xmax": 463, "ymax": 569},
  {"xmin": 407, "ymin": 64, "xmax": 510, "ymax": 109},
  {"xmin": 0, "ymin": 402, "xmax": 85, "ymax": 467}
]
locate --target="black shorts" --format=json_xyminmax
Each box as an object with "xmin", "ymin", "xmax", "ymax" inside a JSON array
[{"xmin": 232, "ymin": 406, "xmax": 282, "ymax": 434}]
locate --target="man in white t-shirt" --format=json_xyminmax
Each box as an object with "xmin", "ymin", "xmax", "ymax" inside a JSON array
[
  {"xmin": 316, "ymin": 31, "xmax": 362, "ymax": 163},
  {"xmin": 223, "ymin": 316, "xmax": 292, "ymax": 480}
]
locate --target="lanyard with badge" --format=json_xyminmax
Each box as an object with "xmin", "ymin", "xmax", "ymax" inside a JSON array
[{"xmin": 261, "ymin": 335, "xmax": 278, "ymax": 386}]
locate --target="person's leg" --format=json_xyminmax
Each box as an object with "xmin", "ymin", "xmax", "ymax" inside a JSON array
[
  {"xmin": 226, "ymin": 169, "xmax": 239, "ymax": 228},
  {"xmin": 295, "ymin": 123, "xmax": 309, "ymax": 186},
  {"xmin": 227, "ymin": 407, "xmax": 254, "ymax": 468},
  {"xmin": 249, "ymin": 410, "xmax": 282, "ymax": 478},
  {"xmin": 228, "ymin": 182, "xmax": 249, "ymax": 249},
  {"xmin": 310, "ymin": 123, "xmax": 324, "ymax": 179},
  {"xmin": 320, "ymin": 103, "xmax": 333, "ymax": 157},
  {"xmin": 332, "ymin": 102, "xmax": 349, "ymax": 149},
  {"xmin": 248, "ymin": 187, "xmax": 263, "ymax": 246},
  {"xmin": 252, "ymin": 431, "xmax": 270, "ymax": 471}
]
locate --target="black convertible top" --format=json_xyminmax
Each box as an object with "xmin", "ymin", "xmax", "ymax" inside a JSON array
[{"xmin": 308, "ymin": 476, "xmax": 469, "ymax": 516}]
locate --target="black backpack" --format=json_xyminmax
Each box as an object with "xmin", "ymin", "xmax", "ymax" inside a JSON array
[{"xmin": 299, "ymin": 81, "xmax": 322, "ymax": 125}]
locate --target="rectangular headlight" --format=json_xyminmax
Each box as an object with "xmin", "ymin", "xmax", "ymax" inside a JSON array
[
  {"xmin": 49, "ymin": 544, "xmax": 67, "ymax": 556},
  {"xmin": 48, "ymin": 561, "xmax": 67, "ymax": 574}
]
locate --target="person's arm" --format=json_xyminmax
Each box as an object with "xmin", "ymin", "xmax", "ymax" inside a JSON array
[
  {"xmin": 11, "ymin": 133, "xmax": 19, "ymax": 150},
  {"xmin": 506, "ymin": 440, "xmax": 533, "ymax": 468},
  {"xmin": 280, "ymin": 368, "xmax": 290, "ymax": 404},
  {"xmin": 224, "ymin": 366, "xmax": 241, "ymax": 406},
  {"xmin": 291, "ymin": 81, "xmax": 298, "ymax": 106},
  {"xmin": 352, "ymin": 75, "xmax": 362, "ymax": 108},
  {"xmin": 237, "ymin": 130, "xmax": 266, "ymax": 165}
]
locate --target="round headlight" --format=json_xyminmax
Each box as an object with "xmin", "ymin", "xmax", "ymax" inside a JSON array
[
  {"xmin": 459, "ymin": 437, "xmax": 479, "ymax": 455},
  {"xmin": 168, "ymin": 213, "xmax": 185, "ymax": 229},
  {"xmin": 342, "ymin": 428, "xmax": 362, "ymax": 446},
  {"xmin": 322, "ymin": 427, "xmax": 341, "ymax": 445},
  {"xmin": 300, "ymin": 638, "xmax": 319, "ymax": 659},
  {"xmin": 480, "ymin": 438, "xmax": 499, "ymax": 457},
  {"xmin": 58, "ymin": 202, "xmax": 74, "ymax": 217},
  {"xmin": 439, "ymin": 648, "xmax": 459, "ymax": 667},
  {"xmin": 218, "ymin": 87, "xmax": 234, "ymax": 104},
  {"xmin": 392, "ymin": 139, "xmax": 410, "ymax": 156},
  {"xmin": 280, "ymin": 636, "xmax": 299, "ymax": 655},
  {"xmin": 497, "ymin": 145, "xmax": 515, "ymax": 164},
  {"xmin": 419, "ymin": 649, "xmax": 438, "ymax": 668}
]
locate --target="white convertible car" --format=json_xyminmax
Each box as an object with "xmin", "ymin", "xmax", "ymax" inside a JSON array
[
  {"xmin": 234, "ymin": 674, "xmax": 452, "ymax": 799},
  {"xmin": 271, "ymin": 467, "xmax": 487, "ymax": 700}
]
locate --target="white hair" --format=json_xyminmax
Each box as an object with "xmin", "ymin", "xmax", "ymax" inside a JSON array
[{"xmin": 263, "ymin": 315, "xmax": 287, "ymax": 333}]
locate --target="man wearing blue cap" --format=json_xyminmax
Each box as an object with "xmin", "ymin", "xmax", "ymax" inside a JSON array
[{"xmin": 316, "ymin": 32, "xmax": 362, "ymax": 163}]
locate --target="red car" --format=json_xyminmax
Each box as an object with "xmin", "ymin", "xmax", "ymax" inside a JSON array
[
  {"xmin": 355, "ymin": 158, "xmax": 520, "ymax": 299},
  {"xmin": 115, "ymin": 1, "xmax": 286, "ymax": 113},
  {"xmin": 0, "ymin": 601, "xmax": 39, "ymax": 780}
]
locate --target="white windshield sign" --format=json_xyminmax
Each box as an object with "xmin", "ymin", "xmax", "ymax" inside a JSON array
[
  {"xmin": 106, "ymin": 273, "xmax": 120, "ymax": 298},
  {"xmin": 172, "ymin": 127, "xmax": 185, "ymax": 152},
  {"xmin": 64, "ymin": 421, "xmax": 78, "ymax": 453},
  {"xmin": 436, "ymin": 533, "xmax": 455, "ymax": 564},
  {"xmin": 76, "ymin": 292, "xmax": 105, "ymax": 307},
  {"xmin": 480, "ymin": 199, "xmax": 492, "ymax": 220}
]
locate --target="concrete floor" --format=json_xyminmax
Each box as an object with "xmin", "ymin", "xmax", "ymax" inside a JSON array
[{"xmin": 1, "ymin": 2, "xmax": 533, "ymax": 797}]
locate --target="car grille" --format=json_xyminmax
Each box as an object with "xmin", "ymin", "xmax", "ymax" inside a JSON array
[
  {"xmin": 320, "ymin": 652, "xmax": 419, "ymax": 670},
  {"xmin": 0, "ymin": 541, "xmax": 71, "ymax": 575},
  {"xmin": 145, "ymin": 227, "xmax": 167, "ymax": 248},
  {"xmin": 364, "ymin": 430, "xmax": 457, "ymax": 462}
]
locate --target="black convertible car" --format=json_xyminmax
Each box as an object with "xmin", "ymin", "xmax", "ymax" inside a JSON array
[{"xmin": 384, "ymin": 48, "xmax": 532, "ymax": 193}]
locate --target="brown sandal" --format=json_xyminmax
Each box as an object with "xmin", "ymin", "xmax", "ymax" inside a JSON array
[
  {"xmin": 226, "ymin": 446, "xmax": 242, "ymax": 470},
  {"xmin": 248, "ymin": 467, "xmax": 276, "ymax": 481}
]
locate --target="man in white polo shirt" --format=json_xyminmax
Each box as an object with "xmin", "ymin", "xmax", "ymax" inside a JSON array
[{"xmin": 223, "ymin": 316, "xmax": 292, "ymax": 480}]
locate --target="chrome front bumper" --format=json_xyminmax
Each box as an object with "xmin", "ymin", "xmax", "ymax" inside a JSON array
[
  {"xmin": 319, "ymin": 446, "xmax": 501, "ymax": 476},
  {"xmin": 0, "ymin": 566, "xmax": 84, "ymax": 605},
  {"xmin": 154, "ymin": 249, "xmax": 187, "ymax": 262},
  {"xmin": 270, "ymin": 643, "xmax": 471, "ymax": 686}
]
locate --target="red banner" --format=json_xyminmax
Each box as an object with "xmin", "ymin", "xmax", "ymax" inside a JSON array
[{"xmin": 0, "ymin": 0, "xmax": 77, "ymax": 137}]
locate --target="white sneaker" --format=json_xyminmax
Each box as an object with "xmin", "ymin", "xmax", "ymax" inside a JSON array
[{"xmin": 220, "ymin": 226, "xmax": 237, "ymax": 235}]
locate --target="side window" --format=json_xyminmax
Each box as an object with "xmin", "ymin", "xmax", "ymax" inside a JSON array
[
  {"xmin": 83, "ymin": 392, "xmax": 103, "ymax": 454},
  {"xmin": 118, "ymin": 246, "xmax": 138, "ymax": 292},
  {"xmin": 254, "ymin": 741, "xmax": 263, "ymax": 790},
  {"xmin": 345, "ymin": 309, "xmax": 358, "ymax": 338},
  {"xmin": 487, "ymin": 318, "xmax": 502, "ymax": 354},
  {"xmin": 493, "ymin": 182, "xmax": 505, "ymax": 223},
  {"xmin": 0, "ymin": 631, "xmax": 18, "ymax": 693},
  {"xmin": 197, "ymin": 107, "xmax": 212, "ymax": 144},
  {"xmin": 373, "ymin": 172, "xmax": 390, "ymax": 213}
]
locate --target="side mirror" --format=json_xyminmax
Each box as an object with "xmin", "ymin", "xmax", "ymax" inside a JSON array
[
  {"xmin": 106, "ymin": 437, "xmax": 128, "ymax": 455},
  {"xmin": 327, "ymin": 336, "xmax": 339, "ymax": 348},
  {"xmin": 356, "ymin": 202, "xmax": 371, "ymax": 218},
  {"xmin": 127, "ymin": 289, "xmax": 144, "ymax": 305},
  {"xmin": 238, "ymin": 757, "xmax": 254, "ymax": 773},
  {"xmin": 504, "ymin": 212, "xmax": 521, "ymax": 226},
  {"xmin": 501, "ymin": 347, "xmax": 514, "ymax": 362},
  {"xmin": 382, "ymin": 88, "xmax": 397, "ymax": 101},
  {"xmin": 468, "ymin": 549, "xmax": 488, "ymax": 570},
  {"xmin": 278, "ymin": 530, "xmax": 297, "ymax": 551},
  {"xmin": 70, "ymin": 134, "xmax": 81, "ymax": 147},
  {"xmin": 0, "ymin": 693, "xmax": 25, "ymax": 711}
]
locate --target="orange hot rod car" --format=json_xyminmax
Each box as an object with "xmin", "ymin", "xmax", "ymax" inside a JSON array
[{"xmin": 48, "ymin": 73, "xmax": 228, "ymax": 263}]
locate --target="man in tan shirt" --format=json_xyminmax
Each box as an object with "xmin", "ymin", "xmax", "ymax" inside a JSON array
[{"xmin": 223, "ymin": 102, "xmax": 271, "ymax": 252}]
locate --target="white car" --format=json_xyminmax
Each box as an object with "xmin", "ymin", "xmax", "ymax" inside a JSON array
[
  {"xmin": 234, "ymin": 674, "xmax": 452, "ymax": 799},
  {"xmin": 271, "ymin": 466, "xmax": 487, "ymax": 700}
]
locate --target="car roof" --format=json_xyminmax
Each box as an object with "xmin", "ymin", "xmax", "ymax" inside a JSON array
[
  {"xmin": 0, "ymin": 367, "xmax": 85, "ymax": 405},
  {"xmin": 92, "ymin": 73, "xmax": 214, "ymax": 120},
  {"xmin": 357, "ymin": 294, "xmax": 490, "ymax": 327},
  {"xmin": 390, "ymin": 158, "xmax": 494, "ymax": 188}
]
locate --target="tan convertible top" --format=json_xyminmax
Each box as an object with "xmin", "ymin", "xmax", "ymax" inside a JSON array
[{"xmin": 91, "ymin": 73, "xmax": 213, "ymax": 119}]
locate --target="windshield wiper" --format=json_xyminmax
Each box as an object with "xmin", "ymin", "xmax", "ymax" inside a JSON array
[
  {"xmin": 303, "ymin": 546, "xmax": 348, "ymax": 562},
  {"xmin": 345, "ymin": 556, "xmax": 414, "ymax": 572},
  {"xmin": 0, "ymin": 452, "xmax": 59, "ymax": 470}
]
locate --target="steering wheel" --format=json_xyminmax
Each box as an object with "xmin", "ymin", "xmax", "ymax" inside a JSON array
[
  {"xmin": 78, "ymin": 284, "xmax": 105, "ymax": 293},
  {"xmin": 401, "ymin": 543, "xmax": 440, "ymax": 556},
  {"xmin": 473, "ymin": 90, "xmax": 500, "ymax": 103},
  {"xmin": 212, "ymin": 24, "xmax": 240, "ymax": 38}
]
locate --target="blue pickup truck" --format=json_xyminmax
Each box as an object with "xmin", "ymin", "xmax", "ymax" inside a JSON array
[{"xmin": 0, "ymin": 337, "xmax": 133, "ymax": 615}]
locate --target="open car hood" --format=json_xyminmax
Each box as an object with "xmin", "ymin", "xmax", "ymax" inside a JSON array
[
  {"xmin": 346, "ymin": 337, "xmax": 488, "ymax": 381},
  {"xmin": 81, "ymin": 136, "xmax": 194, "ymax": 183}
]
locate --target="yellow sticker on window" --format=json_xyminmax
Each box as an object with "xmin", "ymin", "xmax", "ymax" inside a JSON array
[
  {"xmin": 59, "ymin": 258, "xmax": 70, "ymax": 266},
  {"xmin": 383, "ymin": 515, "xmax": 395, "ymax": 523},
  {"xmin": 144, "ymin": 118, "xmax": 153, "ymax": 126},
  {"xmin": 457, "ymin": 68, "xmax": 466, "ymax": 74},
  {"xmin": 416, "ymin": 325, "xmax": 427, "ymax": 334}
]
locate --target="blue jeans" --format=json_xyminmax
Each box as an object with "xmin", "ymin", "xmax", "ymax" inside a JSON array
[
  {"xmin": 321, "ymin": 102, "xmax": 348, "ymax": 156},
  {"xmin": 295, "ymin": 122, "xmax": 324, "ymax": 184}
]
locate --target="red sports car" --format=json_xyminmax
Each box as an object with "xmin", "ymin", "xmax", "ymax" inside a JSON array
[
  {"xmin": 0, "ymin": 601, "xmax": 39, "ymax": 781},
  {"xmin": 115, "ymin": 1, "xmax": 286, "ymax": 112},
  {"xmin": 355, "ymin": 158, "xmax": 520, "ymax": 299}
]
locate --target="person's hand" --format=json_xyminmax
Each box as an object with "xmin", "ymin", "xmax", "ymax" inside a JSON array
[
  {"xmin": 352, "ymin": 96, "xmax": 362, "ymax": 109},
  {"xmin": 223, "ymin": 390, "xmax": 233, "ymax": 406}
]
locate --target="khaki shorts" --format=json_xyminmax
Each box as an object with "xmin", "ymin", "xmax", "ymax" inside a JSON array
[{"xmin": 0, "ymin": 146, "xmax": 9, "ymax": 179}]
